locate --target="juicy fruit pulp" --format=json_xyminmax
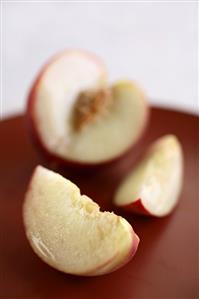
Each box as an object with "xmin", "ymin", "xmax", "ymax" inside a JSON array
[
  {"xmin": 23, "ymin": 166, "xmax": 139, "ymax": 276},
  {"xmin": 114, "ymin": 135, "xmax": 183, "ymax": 217},
  {"xmin": 27, "ymin": 50, "xmax": 148, "ymax": 166}
]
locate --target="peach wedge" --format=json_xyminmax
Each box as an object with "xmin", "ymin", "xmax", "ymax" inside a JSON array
[
  {"xmin": 23, "ymin": 166, "xmax": 139, "ymax": 276},
  {"xmin": 114, "ymin": 135, "xmax": 184, "ymax": 217}
]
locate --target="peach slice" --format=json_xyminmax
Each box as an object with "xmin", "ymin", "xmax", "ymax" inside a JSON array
[
  {"xmin": 114, "ymin": 135, "xmax": 184, "ymax": 217},
  {"xmin": 23, "ymin": 166, "xmax": 139, "ymax": 276},
  {"xmin": 27, "ymin": 50, "xmax": 149, "ymax": 168}
]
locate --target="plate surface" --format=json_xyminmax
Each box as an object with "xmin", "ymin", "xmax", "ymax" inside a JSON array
[{"xmin": 1, "ymin": 107, "xmax": 198, "ymax": 299}]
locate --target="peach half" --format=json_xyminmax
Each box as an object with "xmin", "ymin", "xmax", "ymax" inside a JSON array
[{"xmin": 27, "ymin": 50, "xmax": 149, "ymax": 168}]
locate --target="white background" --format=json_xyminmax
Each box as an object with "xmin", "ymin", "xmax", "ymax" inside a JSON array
[{"xmin": 1, "ymin": 1, "xmax": 198, "ymax": 119}]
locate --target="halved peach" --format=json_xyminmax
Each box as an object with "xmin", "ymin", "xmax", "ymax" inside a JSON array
[{"xmin": 27, "ymin": 50, "xmax": 149, "ymax": 168}]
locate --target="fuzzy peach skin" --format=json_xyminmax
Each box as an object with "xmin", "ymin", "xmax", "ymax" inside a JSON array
[
  {"xmin": 26, "ymin": 49, "xmax": 149, "ymax": 169},
  {"xmin": 114, "ymin": 135, "xmax": 184, "ymax": 217},
  {"xmin": 23, "ymin": 166, "xmax": 139, "ymax": 276}
]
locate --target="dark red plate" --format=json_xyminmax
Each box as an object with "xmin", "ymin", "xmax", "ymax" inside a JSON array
[{"xmin": 1, "ymin": 107, "xmax": 198, "ymax": 299}]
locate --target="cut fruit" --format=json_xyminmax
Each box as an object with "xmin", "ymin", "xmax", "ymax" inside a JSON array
[
  {"xmin": 23, "ymin": 166, "xmax": 139, "ymax": 276},
  {"xmin": 114, "ymin": 135, "xmax": 184, "ymax": 217},
  {"xmin": 27, "ymin": 50, "xmax": 149, "ymax": 167}
]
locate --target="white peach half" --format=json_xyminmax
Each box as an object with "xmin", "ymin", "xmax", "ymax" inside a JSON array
[
  {"xmin": 27, "ymin": 50, "xmax": 149, "ymax": 167},
  {"xmin": 23, "ymin": 166, "xmax": 139, "ymax": 276},
  {"xmin": 114, "ymin": 135, "xmax": 184, "ymax": 217}
]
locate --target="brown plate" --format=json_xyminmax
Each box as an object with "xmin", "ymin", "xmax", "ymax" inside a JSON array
[{"xmin": 1, "ymin": 107, "xmax": 198, "ymax": 299}]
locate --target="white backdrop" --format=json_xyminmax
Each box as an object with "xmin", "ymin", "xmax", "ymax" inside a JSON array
[{"xmin": 1, "ymin": 1, "xmax": 198, "ymax": 119}]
